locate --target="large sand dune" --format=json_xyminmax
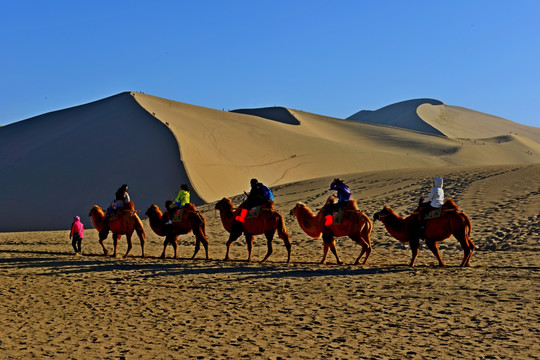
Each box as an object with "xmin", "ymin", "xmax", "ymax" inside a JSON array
[{"xmin": 0, "ymin": 92, "xmax": 538, "ymax": 231}]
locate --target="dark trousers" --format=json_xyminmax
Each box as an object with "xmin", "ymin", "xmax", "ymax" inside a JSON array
[{"xmin": 72, "ymin": 234, "xmax": 82, "ymax": 253}]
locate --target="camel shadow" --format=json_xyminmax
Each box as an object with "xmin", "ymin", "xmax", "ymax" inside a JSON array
[{"xmin": 0, "ymin": 250, "xmax": 410, "ymax": 279}]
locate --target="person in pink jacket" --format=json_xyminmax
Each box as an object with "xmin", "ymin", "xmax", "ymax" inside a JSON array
[{"xmin": 69, "ymin": 216, "xmax": 85, "ymax": 255}]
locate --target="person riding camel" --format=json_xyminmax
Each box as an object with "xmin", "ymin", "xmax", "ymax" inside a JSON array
[
  {"xmin": 165, "ymin": 184, "xmax": 191, "ymax": 225},
  {"xmin": 418, "ymin": 176, "xmax": 444, "ymax": 235},
  {"xmin": 235, "ymin": 178, "xmax": 272, "ymax": 223},
  {"xmin": 324, "ymin": 178, "xmax": 351, "ymax": 226},
  {"xmin": 102, "ymin": 184, "xmax": 131, "ymax": 235}
]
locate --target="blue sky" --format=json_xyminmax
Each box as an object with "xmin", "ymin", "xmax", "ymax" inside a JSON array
[{"xmin": 1, "ymin": 1, "xmax": 539, "ymax": 127}]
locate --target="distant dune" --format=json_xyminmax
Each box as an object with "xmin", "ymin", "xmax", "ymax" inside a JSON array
[
  {"xmin": 347, "ymin": 98, "xmax": 540, "ymax": 143},
  {"xmin": 0, "ymin": 92, "xmax": 538, "ymax": 231}
]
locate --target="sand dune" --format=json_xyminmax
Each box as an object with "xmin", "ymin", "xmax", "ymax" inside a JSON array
[
  {"xmin": 0, "ymin": 92, "xmax": 538, "ymax": 231},
  {"xmin": 0, "ymin": 90, "xmax": 538, "ymax": 358},
  {"xmin": 348, "ymin": 98, "xmax": 540, "ymax": 143}
]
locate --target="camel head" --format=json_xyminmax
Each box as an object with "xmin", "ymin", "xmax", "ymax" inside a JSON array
[
  {"xmin": 89, "ymin": 205, "xmax": 104, "ymax": 218},
  {"xmin": 145, "ymin": 204, "xmax": 163, "ymax": 220},
  {"xmin": 373, "ymin": 205, "xmax": 392, "ymax": 222},
  {"xmin": 215, "ymin": 197, "xmax": 234, "ymax": 213},
  {"xmin": 289, "ymin": 202, "xmax": 306, "ymax": 217}
]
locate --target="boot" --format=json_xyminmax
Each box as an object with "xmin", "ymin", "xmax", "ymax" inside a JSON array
[{"xmin": 235, "ymin": 208, "xmax": 248, "ymax": 223}]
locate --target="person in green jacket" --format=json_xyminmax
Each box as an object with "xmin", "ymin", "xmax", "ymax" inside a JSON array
[{"xmin": 165, "ymin": 184, "xmax": 190, "ymax": 224}]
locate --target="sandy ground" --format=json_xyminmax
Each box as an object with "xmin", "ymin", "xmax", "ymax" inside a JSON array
[{"xmin": 0, "ymin": 165, "xmax": 539, "ymax": 359}]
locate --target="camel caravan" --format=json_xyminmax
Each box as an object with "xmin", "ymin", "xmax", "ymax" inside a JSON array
[{"xmin": 89, "ymin": 177, "xmax": 475, "ymax": 267}]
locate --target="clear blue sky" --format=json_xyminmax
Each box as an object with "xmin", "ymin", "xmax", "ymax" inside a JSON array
[{"xmin": 1, "ymin": 1, "xmax": 539, "ymax": 127}]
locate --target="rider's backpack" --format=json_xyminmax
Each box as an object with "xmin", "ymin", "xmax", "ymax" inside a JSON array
[{"xmin": 262, "ymin": 185, "xmax": 274, "ymax": 201}]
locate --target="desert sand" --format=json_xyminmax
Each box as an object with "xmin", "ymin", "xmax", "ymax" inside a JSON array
[{"xmin": 1, "ymin": 164, "xmax": 538, "ymax": 359}]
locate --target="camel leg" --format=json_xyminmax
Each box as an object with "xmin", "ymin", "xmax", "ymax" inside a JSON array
[
  {"xmin": 160, "ymin": 236, "xmax": 170, "ymax": 259},
  {"xmin": 323, "ymin": 233, "xmax": 342, "ymax": 265},
  {"xmin": 277, "ymin": 230, "xmax": 292, "ymax": 264},
  {"xmin": 426, "ymin": 240, "xmax": 445, "ymax": 267},
  {"xmin": 464, "ymin": 237, "xmax": 476, "ymax": 267},
  {"xmin": 98, "ymin": 237, "xmax": 109, "ymax": 256},
  {"xmin": 261, "ymin": 231, "xmax": 275, "ymax": 263},
  {"xmin": 113, "ymin": 234, "xmax": 120, "ymax": 257},
  {"xmin": 123, "ymin": 234, "xmax": 133, "ymax": 258},
  {"xmin": 137, "ymin": 230, "xmax": 145, "ymax": 258},
  {"xmin": 329, "ymin": 242, "xmax": 343, "ymax": 265},
  {"xmin": 409, "ymin": 238, "xmax": 420, "ymax": 267},
  {"xmin": 224, "ymin": 223, "xmax": 243, "ymax": 261},
  {"xmin": 458, "ymin": 234, "xmax": 474, "ymax": 267},
  {"xmin": 321, "ymin": 242, "xmax": 329, "ymax": 265},
  {"xmin": 192, "ymin": 227, "xmax": 209, "ymax": 260},
  {"xmin": 352, "ymin": 235, "xmax": 372, "ymax": 265},
  {"xmin": 245, "ymin": 234, "xmax": 254, "ymax": 262},
  {"xmin": 171, "ymin": 236, "xmax": 178, "ymax": 259}
]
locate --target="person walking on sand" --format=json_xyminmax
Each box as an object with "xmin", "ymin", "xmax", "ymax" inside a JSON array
[{"xmin": 70, "ymin": 216, "xmax": 85, "ymax": 255}]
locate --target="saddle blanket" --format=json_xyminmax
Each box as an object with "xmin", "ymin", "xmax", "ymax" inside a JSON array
[
  {"xmin": 425, "ymin": 207, "xmax": 442, "ymax": 219},
  {"xmin": 331, "ymin": 208, "xmax": 345, "ymax": 224},
  {"xmin": 246, "ymin": 206, "xmax": 263, "ymax": 219},
  {"xmin": 172, "ymin": 208, "xmax": 185, "ymax": 222}
]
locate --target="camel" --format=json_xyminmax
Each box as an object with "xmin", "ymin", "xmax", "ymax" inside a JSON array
[
  {"xmin": 372, "ymin": 198, "xmax": 475, "ymax": 267},
  {"xmin": 88, "ymin": 202, "xmax": 146, "ymax": 258},
  {"xmin": 145, "ymin": 202, "xmax": 209, "ymax": 260},
  {"xmin": 289, "ymin": 196, "xmax": 372, "ymax": 265},
  {"xmin": 214, "ymin": 198, "xmax": 291, "ymax": 263}
]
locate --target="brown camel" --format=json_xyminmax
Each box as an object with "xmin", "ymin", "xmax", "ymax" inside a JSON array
[
  {"xmin": 373, "ymin": 198, "xmax": 475, "ymax": 267},
  {"xmin": 214, "ymin": 197, "xmax": 292, "ymax": 263},
  {"xmin": 88, "ymin": 202, "xmax": 146, "ymax": 258},
  {"xmin": 289, "ymin": 196, "xmax": 372, "ymax": 265},
  {"xmin": 145, "ymin": 202, "xmax": 209, "ymax": 260}
]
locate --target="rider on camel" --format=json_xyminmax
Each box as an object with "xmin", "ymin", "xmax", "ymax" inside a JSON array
[
  {"xmin": 235, "ymin": 178, "xmax": 270, "ymax": 223},
  {"xmin": 418, "ymin": 176, "xmax": 444, "ymax": 235},
  {"xmin": 165, "ymin": 184, "xmax": 191, "ymax": 225},
  {"xmin": 102, "ymin": 184, "xmax": 130, "ymax": 235},
  {"xmin": 324, "ymin": 178, "xmax": 351, "ymax": 226}
]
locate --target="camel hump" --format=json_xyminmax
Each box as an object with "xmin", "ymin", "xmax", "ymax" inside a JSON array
[
  {"xmin": 123, "ymin": 201, "xmax": 135, "ymax": 210},
  {"xmin": 346, "ymin": 199, "xmax": 359, "ymax": 211},
  {"xmin": 443, "ymin": 198, "xmax": 459, "ymax": 210}
]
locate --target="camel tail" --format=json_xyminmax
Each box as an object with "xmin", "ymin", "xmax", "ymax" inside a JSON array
[
  {"xmin": 276, "ymin": 211, "xmax": 290, "ymax": 239},
  {"xmin": 460, "ymin": 211, "xmax": 472, "ymax": 237},
  {"xmin": 135, "ymin": 214, "xmax": 146, "ymax": 239},
  {"xmin": 198, "ymin": 211, "xmax": 207, "ymax": 235},
  {"xmin": 359, "ymin": 211, "xmax": 373, "ymax": 243}
]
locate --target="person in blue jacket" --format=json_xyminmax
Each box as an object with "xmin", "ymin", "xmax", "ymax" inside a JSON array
[{"xmin": 325, "ymin": 178, "xmax": 351, "ymax": 226}]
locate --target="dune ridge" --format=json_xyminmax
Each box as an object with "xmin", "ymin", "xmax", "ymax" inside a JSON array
[{"xmin": 0, "ymin": 91, "xmax": 538, "ymax": 231}]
